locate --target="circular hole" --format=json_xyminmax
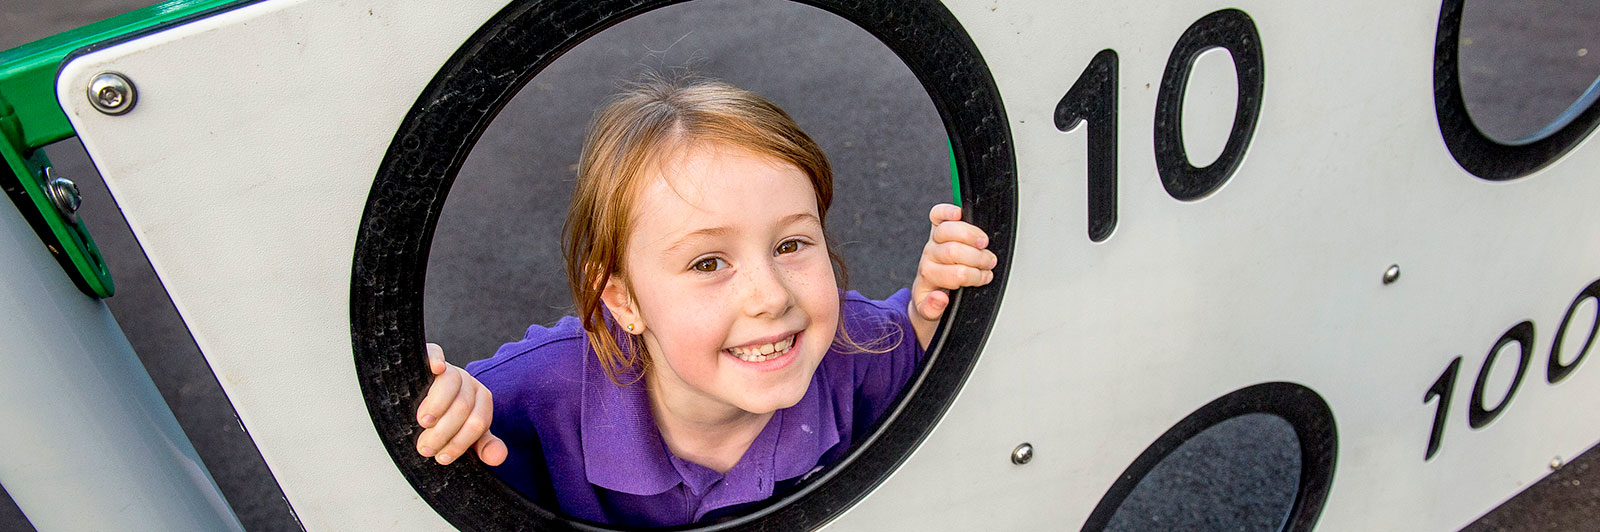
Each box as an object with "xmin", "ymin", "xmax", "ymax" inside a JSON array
[
  {"xmin": 1080, "ymin": 382, "xmax": 1337, "ymax": 532},
  {"xmin": 351, "ymin": 0, "xmax": 1015, "ymax": 529},
  {"xmin": 1458, "ymin": 0, "xmax": 1600, "ymax": 144},
  {"xmin": 1434, "ymin": 0, "xmax": 1600, "ymax": 180},
  {"xmin": 1104, "ymin": 414, "xmax": 1300, "ymax": 532},
  {"xmin": 424, "ymin": 0, "xmax": 950, "ymax": 364},
  {"xmin": 421, "ymin": 1, "xmax": 948, "ymax": 525}
]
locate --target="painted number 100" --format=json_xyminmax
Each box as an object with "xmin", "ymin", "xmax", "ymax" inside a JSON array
[{"xmin": 1423, "ymin": 279, "xmax": 1600, "ymax": 460}]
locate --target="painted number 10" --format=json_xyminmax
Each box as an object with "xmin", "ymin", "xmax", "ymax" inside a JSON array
[{"xmin": 1055, "ymin": 8, "xmax": 1265, "ymax": 242}]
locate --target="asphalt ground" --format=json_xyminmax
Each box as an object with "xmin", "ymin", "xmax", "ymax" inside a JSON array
[{"xmin": 1, "ymin": 1, "xmax": 1597, "ymax": 531}]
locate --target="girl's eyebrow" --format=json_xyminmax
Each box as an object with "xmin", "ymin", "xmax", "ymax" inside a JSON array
[
  {"xmin": 777, "ymin": 212, "xmax": 822, "ymax": 228},
  {"xmin": 662, "ymin": 212, "xmax": 821, "ymax": 255}
]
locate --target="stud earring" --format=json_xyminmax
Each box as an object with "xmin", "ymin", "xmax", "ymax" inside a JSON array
[{"xmin": 627, "ymin": 324, "xmax": 635, "ymax": 332}]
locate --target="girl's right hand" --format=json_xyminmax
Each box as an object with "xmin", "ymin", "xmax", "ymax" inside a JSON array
[{"xmin": 416, "ymin": 343, "xmax": 508, "ymax": 466}]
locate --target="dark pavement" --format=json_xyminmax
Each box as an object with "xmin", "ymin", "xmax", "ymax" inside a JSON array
[{"xmin": 1, "ymin": 1, "xmax": 1596, "ymax": 531}]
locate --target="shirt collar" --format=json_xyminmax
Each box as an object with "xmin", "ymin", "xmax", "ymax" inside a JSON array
[
  {"xmin": 580, "ymin": 348, "xmax": 680, "ymax": 496},
  {"xmin": 580, "ymin": 342, "xmax": 844, "ymax": 498}
]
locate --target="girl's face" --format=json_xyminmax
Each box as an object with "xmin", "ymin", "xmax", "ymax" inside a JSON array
[{"xmin": 609, "ymin": 143, "xmax": 839, "ymax": 420}]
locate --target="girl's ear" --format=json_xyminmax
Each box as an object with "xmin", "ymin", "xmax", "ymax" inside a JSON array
[{"xmin": 600, "ymin": 276, "xmax": 645, "ymax": 334}]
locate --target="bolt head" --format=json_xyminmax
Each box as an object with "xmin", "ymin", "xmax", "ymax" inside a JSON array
[
  {"xmin": 87, "ymin": 72, "xmax": 136, "ymax": 115},
  {"xmin": 97, "ymin": 87, "xmax": 123, "ymax": 107},
  {"xmin": 1011, "ymin": 443, "xmax": 1033, "ymax": 465},
  {"xmin": 41, "ymin": 167, "xmax": 81, "ymax": 224},
  {"xmin": 48, "ymin": 177, "xmax": 81, "ymax": 213},
  {"xmin": 1382, "ymin": 264, "xmax": 1401, "ymax": 285}
]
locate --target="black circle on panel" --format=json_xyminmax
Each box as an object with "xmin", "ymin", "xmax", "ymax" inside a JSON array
[
  {"xmin": 1153, "ymin": 8, "xmax": 1265, "ymax": 201},
  {"xmin": 349, "ymin": 1, "xmax": 1016, "ymax": 530},
  {"xmin": 1079, "ymin": 382, "xmax": 1338, "ymax": 532},
  {"xmin": 1548, "ymin": 280, "xmax": 1600, "ymax": 384},
  {"xmin": 1469, "ymin": 321, "xmax": 1534, "ymax": 429},
  {"xmin": 1434, "ymin": 0, "xmax": 1600, "ymax": 181}
]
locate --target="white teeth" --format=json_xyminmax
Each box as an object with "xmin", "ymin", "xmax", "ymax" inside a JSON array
[{"xmin": 728, "ymin": 334, "xmax": 795, "ymax": 362}]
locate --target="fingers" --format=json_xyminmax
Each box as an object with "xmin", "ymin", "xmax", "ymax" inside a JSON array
[
  {"xmin": 426, "ymin": 343, "xmax": 446, "ymax": 376},
  {"xmin": 414, "ymin": 344, "xmax": 503, "ymax": 466},
  {"xmin": 924, "ymin": 240, "xmax": 998, "ymax": 271},
  {"xmin": 928, "ymin": 203, "xmax": 963, "ymax": 225},
  {"xmin": 417, "ymin": 368, "xmax": 477, "ymax": 462},
  {"xmin": 921, "ymin": 217, "xmax": 998, "ymax": 285},
  {"xmin": 914, "ymin": 289, "xmax": 950, "ymax": 321},
  {"xmin": 912, "ymin": 203, "xmax": 997, "ymax": 328},
  {"xmin": 917, "ymin": 260, "xmax": 996, "ymax": 291},
  {"xmin": 474, "ymin": 432, "xmax": 509, "ymax": 467},
  {"xmin": 434, "ymin": 377, "xmax": 494, "ymax": 465},
  {"xmin": 417, "ymin": 360, "xmax": 462, "ymax": 429},
  {"xmin": 930, "ymin": 218, "xmax": 990, "ymax": 250}
]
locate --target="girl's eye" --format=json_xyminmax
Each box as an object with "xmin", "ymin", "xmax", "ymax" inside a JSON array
[
  {"xmin": 776, "ymin": 239, "xmax": 804, "ymax": 255},
  {"xmin": 692, "ymin": 257, "xmax": 726, "ymax": 272}
]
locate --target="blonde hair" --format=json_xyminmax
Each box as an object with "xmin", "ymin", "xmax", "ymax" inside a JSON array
[{"xmin": 565, "ymin": 75, "xmax": 881, "ymax": 384}]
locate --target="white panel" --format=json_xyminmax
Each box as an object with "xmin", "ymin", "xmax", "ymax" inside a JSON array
[
  {"xmin": 834, "ymin": 0, "xmax": 1600, "ymax": 530},
  {"xmin": 58, "ymin": 0, "xmax": 509, "ymax": 529},
  {"xmin": 58, "ymin": 0, "xmax": 1600, "ymax": 530}
]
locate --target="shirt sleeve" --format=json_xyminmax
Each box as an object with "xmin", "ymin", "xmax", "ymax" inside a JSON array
[
  {"xmin": 467, "ymin": 343, "xmax": 559, "ymax": 508},
  {"xmin": 462, "ymin": 319, "xmax": 586, "ymax": 509},
  {"xmin": 840, "ymin": 289, "xmax": 926, "ymax": 434}
]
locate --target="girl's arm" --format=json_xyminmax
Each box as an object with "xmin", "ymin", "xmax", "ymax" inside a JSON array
[
  {"xmin": 907, "ymin": 203, "xmax": 998, "ymax": 349},
  {"xmin": 415, "ymin": 343, "xmax": 508, "ymax": 466}
]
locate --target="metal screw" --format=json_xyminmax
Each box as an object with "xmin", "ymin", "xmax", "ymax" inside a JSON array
[
  {"xmin": 87, "ymin": 72, "xmax": 136, "ymax": 115},
  {"xmin": 1551, "ymin": 457, "xmax": 1564, "ymax": 471},
  {"xmin": 1382, "ymin": 264, "xmax": 1401, "ymax": 285},
  {"xmin": 1011, "ymin": 443, "xmax": 1033, "ymax": 465},
  {"xmin": 42, "ymin": 167, "xmax": 81, "ymax": 224}
]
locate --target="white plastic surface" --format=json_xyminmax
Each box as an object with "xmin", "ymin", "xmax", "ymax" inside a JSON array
[
  {"xmin": 0, "ymin": 169, "xmax": 242, "ymax": 530},
  {"xmin": 57, "ymin": 0, "xmax": 1600, "ymax": 530},
  {"xmin": 1180, "ymin": 47, "xmax": 1238, "ymax": 168}
]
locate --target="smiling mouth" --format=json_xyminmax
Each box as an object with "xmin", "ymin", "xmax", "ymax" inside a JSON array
[{"xmin": 725, "ymin": 334, "xmax": 797, "ymax": 363}]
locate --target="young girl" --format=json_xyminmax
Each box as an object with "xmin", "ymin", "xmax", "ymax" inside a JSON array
[{"xmin": 412, "ymin": 76, "xmax": 996, "ymax": 526}]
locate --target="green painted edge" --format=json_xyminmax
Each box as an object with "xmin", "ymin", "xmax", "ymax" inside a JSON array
[
  {"xmin": 947, "ymin": 139, "xmax": 961, "ymax": 207},
  {"xmin": 0, "ymin": 0, "xmax": 242, "ymax": 298}
]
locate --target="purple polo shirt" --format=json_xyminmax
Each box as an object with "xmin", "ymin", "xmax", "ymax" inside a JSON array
[{"xmin": 466, "ymin": 289, "xmax": 923, "ymax": 527}]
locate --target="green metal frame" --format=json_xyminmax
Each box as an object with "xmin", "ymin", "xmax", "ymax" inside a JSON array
[{"xmin": 0, "ymin": 0, "xmax": 243, "ymax": 298}]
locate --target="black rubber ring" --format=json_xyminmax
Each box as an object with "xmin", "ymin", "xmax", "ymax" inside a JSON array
[
  {"xmin": 1433, "ymin": 0, "xmax": 1600, "ymax": 181},
  {"xmin": 350, "ymin": 1, "xmax": 1016, "ymax": 530},
  {"xmin": 1079, "ymin": 382, "xmax": 1338, "ymax": 532}
]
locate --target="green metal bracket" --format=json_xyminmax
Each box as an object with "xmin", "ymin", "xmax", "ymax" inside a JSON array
[
  {"xmin": 0, "ymin": 0, "xmax": 245, "ymax": 298},
  {"xmin": 0, "ymin": 96, "xmax": 112, "ymax": 297}
]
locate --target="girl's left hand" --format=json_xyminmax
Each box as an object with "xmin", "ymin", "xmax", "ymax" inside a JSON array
[{"xmin": 908, "ymin": 203, "xmax": 997, "ymax": 348}]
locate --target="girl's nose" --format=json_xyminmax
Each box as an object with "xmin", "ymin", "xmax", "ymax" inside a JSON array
[{"xmin": 740, "ymin": 260, "xmax": 793, "ymax": 318}]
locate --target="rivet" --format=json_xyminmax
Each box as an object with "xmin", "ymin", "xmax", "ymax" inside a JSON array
[
  {"xmin": 1011, "ymin": 443, "xmax": 1033, "ymax": 465},
  {"xmin": 1382, "ymin": 264, "xmax": 1401, "ymax": 285},
  {"xmin": 1551, "ymin": 456, "xmax": 1564, "ymax": 471},
  {"xmin": 87, "ymin": 72, "xmax": 137, "ymax": 115}
]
